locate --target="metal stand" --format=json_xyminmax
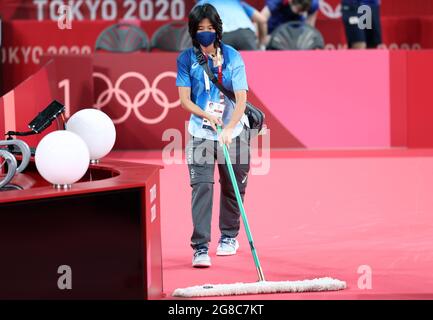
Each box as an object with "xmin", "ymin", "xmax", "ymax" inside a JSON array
[{"xmin": 53, "ymin": 184, "xmax": 72, "ymax": 190}]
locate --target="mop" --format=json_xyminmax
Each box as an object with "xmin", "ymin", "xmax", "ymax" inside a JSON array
[{"xmin": 173, "ymin": 127, "xmax": 347, "ymax": 298}]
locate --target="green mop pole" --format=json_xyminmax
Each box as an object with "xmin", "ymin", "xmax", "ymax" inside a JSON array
[{"xmin": 217, "ymin": 126, "xmax": 265, "ymax": 282}]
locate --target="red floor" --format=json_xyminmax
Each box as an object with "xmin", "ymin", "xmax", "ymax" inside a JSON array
[{"xmin": 107, "ymin": 148, "xmax": 433, "ymax": 300}]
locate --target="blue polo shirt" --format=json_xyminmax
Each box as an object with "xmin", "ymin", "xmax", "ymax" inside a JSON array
[
  {"xmin": 267, "ymin": 0, "xmax": 319, "ymax": 34},
  {"xmin": 196, "ymin": 0, "xmax": 256, "ymax": 33},
  {"xmin": 176, "ymin": 43, "xmax": 249, "ymax": 140}
]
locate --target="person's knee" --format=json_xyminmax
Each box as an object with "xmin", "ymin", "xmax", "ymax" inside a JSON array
[
  {"xmin": 220, "ymin": 169, "xmax": 249, "ymax": 195},
  {"xmin": 192, "ymin": 181, "xmax": 214, "ymax": 194},
  {"xmin": 351, "ymin": 41, "xmax": 367, "ymax": 49},
  {"xmin": 188, "ymin": 162, "xmax": 215, "ymax": 186}
]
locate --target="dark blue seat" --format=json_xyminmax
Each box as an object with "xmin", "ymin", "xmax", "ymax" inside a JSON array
[
  {"xmin": 95, "ymin": 23, "xmax": 150, "ymax": 53},
  {"xmin": 268, "ymin": 21, "xmax": 325, "ymax": 50},
  {"xmin": 151, "ymin": 21, "xmax": 192, "ymax": 52}
]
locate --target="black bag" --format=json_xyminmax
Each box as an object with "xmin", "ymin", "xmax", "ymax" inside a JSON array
[{"xmin": 194, "ymin": 48, "xmax": 265, "ymax": 135}]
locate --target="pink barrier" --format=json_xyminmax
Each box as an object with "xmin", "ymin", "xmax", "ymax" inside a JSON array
[{"xmin": 243, "ymin": 50, "xmax": 391, "ymax": 148}]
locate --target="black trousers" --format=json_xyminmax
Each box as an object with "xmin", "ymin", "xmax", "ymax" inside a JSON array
[
  {"xmin": 186, "ymin": 126, "xmax": 251, "ymax": 249},
  {"xmin": 342, "ymin": 3, "xmax": 382, "ymax": 48}
]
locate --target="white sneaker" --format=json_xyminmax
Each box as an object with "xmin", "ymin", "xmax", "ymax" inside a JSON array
[
  {"xmin": 192, "ymin": 248, "xmax": 211, "ymax": 268},
  {"xmin": 216, "ymin": 237, "xmax": 239, "ymax": 256}
]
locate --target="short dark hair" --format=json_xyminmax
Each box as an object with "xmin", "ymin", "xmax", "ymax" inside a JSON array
[
  {"xmin": 292, "ymin": 0, "xmax": 312, "ymax": 12},
  {"xmin": 188, "ymin": 4, "xmax": 223, "ymax": 48}
]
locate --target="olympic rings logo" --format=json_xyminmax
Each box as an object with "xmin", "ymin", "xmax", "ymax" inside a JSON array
[
  {"xmin": 319, "ymin": 0, "xmax": 342, "ymax": 19},
  {"xmin": 93, "ymin": 71, "xmax": 180, "ymax": 125}
]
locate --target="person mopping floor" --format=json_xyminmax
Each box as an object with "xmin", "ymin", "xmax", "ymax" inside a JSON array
[
  {"xmin": 176, "ymin": 3, "xmax": 253, "ymax": 268},
  {"xmin": 174, "ymin": 3, "xmax": 346, "ymax": 297}
]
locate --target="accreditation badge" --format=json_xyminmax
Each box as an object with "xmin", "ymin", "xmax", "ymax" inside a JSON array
[{"xmin": 202, "ymin": 100, "xmax": 225, "ymax": 131}]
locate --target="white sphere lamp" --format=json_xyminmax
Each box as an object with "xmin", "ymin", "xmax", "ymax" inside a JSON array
[
  {"xmin": 35, "ymin": 130, "xmax": 90, "ymax": 189},
  {"xmin": 66, "ymin": 108, "xmax": 116, "ymax": 164}
]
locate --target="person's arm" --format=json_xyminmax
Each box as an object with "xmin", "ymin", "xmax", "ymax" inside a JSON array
[
  {"xmin": 306, "ymin": 11, "xmax": 317, "ymax": 27},
  {"xmin": 241, "ymin": 1, "xmax": 268, "ymax": 48},
  {"xmin": 241, "ymin": 1, "xmax": 267, "ymax": 25},
  {"xmin": 251, "ymin": 8, "xmax": 267, "ymax": 25},
  {"xmin": 306, "ymin": 0, "xmax": 319, "ymax": 27},
  {"xmin": 220, "ymin": 90, "xmax": 247, "ymax": 145},
  {"xmin": 178, "ymin": 87, "xmax": 222, "ymax": 131},
  {"xmin": 226, "ymin": 90, "xmax": 247, "ymax": 130},
  {"xmin": 253, "ymin": 9, "xmax": 268, "ymax": 48},
  {"xmin": 220, "ymin": 54, "xmax": 249, "ymax": 145},
  {"xmin": 258, "ymin": 5, "xmax": 271, "ymax": 47}
]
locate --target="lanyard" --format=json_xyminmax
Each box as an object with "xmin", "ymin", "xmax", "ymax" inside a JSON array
[{"xmin": 203, "ymin": 51, "xmax": 223, "ymax": 93}]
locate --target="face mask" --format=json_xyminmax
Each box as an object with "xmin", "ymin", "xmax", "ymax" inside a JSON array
[{"xmin": 196, "ymin": 31, "xmax": 216, "ymax": 47}]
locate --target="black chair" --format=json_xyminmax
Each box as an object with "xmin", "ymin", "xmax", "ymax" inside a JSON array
[
  {"xmin": 95, "ymin": 23, "xmax": 150, "ymax": 53},
  {"xmin": 151, "ymin": 21, "xmax": 192, "ymax": 52},
  {"xmin": 267, "ymin": 21, "xmax": 325, "ymax": 50}
]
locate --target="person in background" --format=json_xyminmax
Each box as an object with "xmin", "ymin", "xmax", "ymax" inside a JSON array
[
  {"xmin": 259, "ymin": 0, "xmax": 319, "ymax": 47},
  {"xmin": 341, "ymin": 0, "xmax": 382, "ymax": 49},
  {"xmin": 196, "ymin": 0, "xmax": 267, "ymax": 50}
]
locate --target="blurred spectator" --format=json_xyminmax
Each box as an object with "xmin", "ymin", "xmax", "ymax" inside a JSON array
[
  {"xmin": 196, "ymin": 0, "xmax": 267, "ymax": 50},
  {"xmin": 341, "ymin": 0, "xmax": 382, "ymax": 49},
  {"xmin": 259, "ymin": 0, "xmax": 319, "ymax": 48}
]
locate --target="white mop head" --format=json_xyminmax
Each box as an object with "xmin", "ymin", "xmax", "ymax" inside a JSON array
[{"xmin": 173, "ymin": 277, "xmax": 347, "ymax": 298}]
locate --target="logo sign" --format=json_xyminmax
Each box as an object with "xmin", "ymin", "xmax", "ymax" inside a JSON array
[
  {"xmin": 93, "ymin": 71, "xmax": 179, "ymax": 125},
  {"xmin": 319, "ymin": 0, "xmax": 342, "ymax": 19}
]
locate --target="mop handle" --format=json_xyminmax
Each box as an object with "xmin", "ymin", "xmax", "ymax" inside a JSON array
[{"xmin": 217, "ymin": 126, "xmax": 265, "ymax": 282}]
